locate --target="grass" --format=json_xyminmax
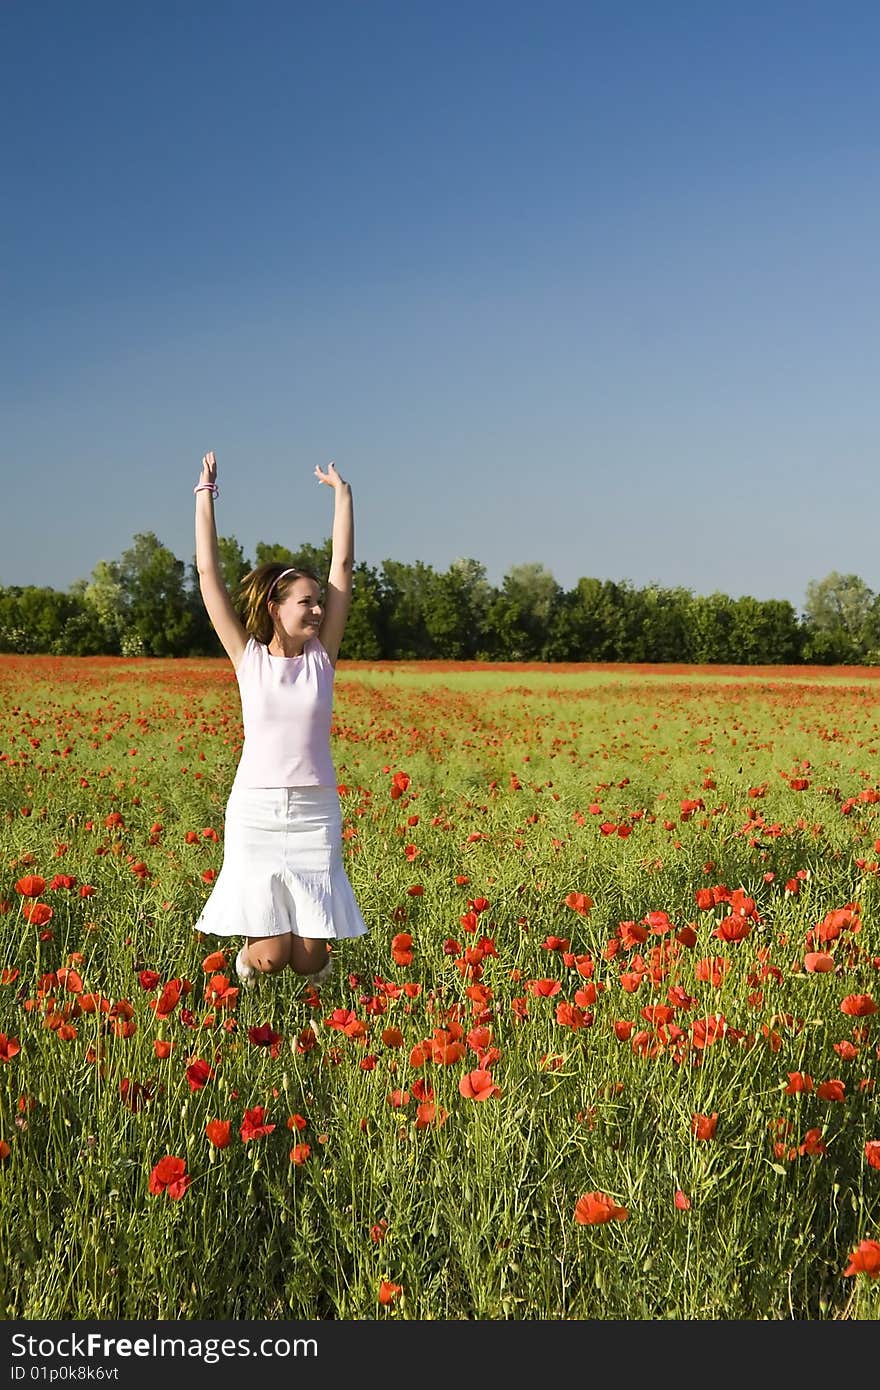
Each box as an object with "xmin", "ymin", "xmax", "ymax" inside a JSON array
[{"xmin": 1, "ymin": 655, "xmax": 879, "ymax": 1320}]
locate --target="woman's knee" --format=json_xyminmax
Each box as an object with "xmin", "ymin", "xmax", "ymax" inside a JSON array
[
  {"xmin": 289, "ymin": 937, "xmax": 331, "ymax": 976},
  {"xmin": 247, "ymin": 936, "xmax": 292, "ymax": 974}
]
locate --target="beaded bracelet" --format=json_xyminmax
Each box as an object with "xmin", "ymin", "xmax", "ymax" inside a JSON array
[{"xmin": 194, "ymin": 483, "xmax": 220, "ymax": 498}]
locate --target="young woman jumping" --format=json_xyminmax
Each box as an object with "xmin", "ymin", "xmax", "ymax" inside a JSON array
[{"xmin": 192, "ymin": 449, "xmax": 367, "ymax": 987}]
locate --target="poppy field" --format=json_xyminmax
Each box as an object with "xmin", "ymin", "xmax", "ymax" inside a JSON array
[{"xmin": 1, "ymin": 655, "xmax": 880, "ymax": 1321}]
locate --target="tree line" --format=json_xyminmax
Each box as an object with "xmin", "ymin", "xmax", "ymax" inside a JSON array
[{"xmin": 1, "ymin": 531, "xmax": 879, "ymax": 665}]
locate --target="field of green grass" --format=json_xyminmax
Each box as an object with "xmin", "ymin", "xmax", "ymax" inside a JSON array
[{"xmin": 1, "ymin": 655, "xmax": 879, "ymax": 1319}]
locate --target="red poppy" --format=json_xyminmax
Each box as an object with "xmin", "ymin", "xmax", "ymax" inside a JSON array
[
  {"xmin": 391, "ymin": 932, "xmax": 414, "ymax": 966},
  {"xmin": 248, "ymin": 1023, "xmax": 282, "ymax": 1049},
  {"xmin": 799, "ymin": 1127, "xmax": 826, "ymax": 1157},
  {"xmin": 619, "ymin": 971, "xmax": 644, "ymax": 993},
  {"xmin": 784, "ymin": 1072, "xmax": 813, "ymax": 1094},
  {"xmin": 674, "ymin": 1190, "xmax": 691, "ymax": 1211},
  {"xmin": 240, "ymin": 1107, "xmax": 275, "ymax": 1142},
  {"xmin": 841, "ymin": 994, "xmax": 877, "ymax": 1017},
  {"xmin": 526, "ymin": 979, "xmax": 562, "ymax": 997},
  {"xmin": 389, "ymin": 771, "xmax": 410, "ymax": 799},
  {"xmin": 378, "ymin": 1280, "xmax": 403, "ymax": 1306},
  {"xmin": 429, "ymin": 1039, "xmax": 466, "ymax": 1066},
  {"xmin": 15, "ymin": 875, "xmax": 46, "ymax": 898},
  {"xmin": 0, "ymin": 1033, "xmax": 21, "ymax": 1063},
  {"xmin": 816, "ymin": 1079, "xmax": 846, "ymax": 1102},
  {"xmin": 148, "ymin": 1155, "xmax": 190, "ymax": 1199},
  {"xmin": 573, "ymin": 1191, "xmax": 629, "ymax": 1225},
  {"xmin": 691, "ymin": 1014, "xmax": 727, "ymax": 1048},
  {"xmin": 459, "ymin": 1069, "xmax": 501, "ymax": 1100},
  {"xmin": 564, "ymin": 892, "xmax": 592, "ymax": 916},
  {"xmin": 325, "ymin": 1007, "xmax": 360, "ymax": 1032},
  {"xmin": 694, "ymin": 957, "xmax": 730, "ymax": 988},
  {"xmin": 289, "ymin": 1143, "xmax": 311, "ymax": 1165},
  {"xmin": 713, "ymin": 915, "xmax": 751, "ymax": 943},
  {"xmin": 22, "ymin": 902, "xmax": 53, "ymax": 926},
  {"xmin": 692, "ymin": 1112, "xmax": 718, "ymax": 1141},
  {"xmin": 803, "ymin": 952, "xmax": 835, "ymax": 973},
  {"xmin": 151, "ymin": 979, "xmax": 183, "ymax": 1020},
  {"xmin": 415, "ymin": 1101, "xmax": 448, "ymax": 1128},
  {"xmin": 154, "ymin": 1040, "xmax": 174, "ymax": 1060},
  {"xmin": 0, "ymin": 1141, "xmax": 10, "ymax": 1162},
  {"xmin": 556, "ymin": 1002, "xmax": 590, "ymax": 1030},
  {"xmin": 287, "ymin": 1113, "xmax": 307, "ymax": 1131},
  {"xmin": 843, "ymin": 1240, "xmax": 880, "ymax": 1278},
  {"xmin": 186, "ymin": 1059, "xmax": 215, "ymax": 1091},
  {"xmin": 618, "ymin": 920, "xmax": 649, "ymax": 948},
  {"xmin": 205, "ymin": 1119, "xmax": 231, "ymax": 1148},
  {"xmin": 864, "ymin": 1141, "xmax": 880, "ymax": 1170}
]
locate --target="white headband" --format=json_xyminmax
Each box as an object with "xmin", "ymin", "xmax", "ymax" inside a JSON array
[{"xmin": 267, "ymin": 567, "xmax": 298, "ymax": 600}]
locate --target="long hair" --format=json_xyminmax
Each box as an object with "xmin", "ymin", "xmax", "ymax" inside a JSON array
[{"xmin": 237, "ymin": 563, "xmax": 321, "ymax": 645}]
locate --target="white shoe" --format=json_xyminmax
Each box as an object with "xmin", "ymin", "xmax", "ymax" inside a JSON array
[
  {"xmin": 307, "ymin": 951, "xmax": 333, "ymax": 987},
  {"xmin": 235, "ymin": 947, "xmax": 257, "ymax": 989}
]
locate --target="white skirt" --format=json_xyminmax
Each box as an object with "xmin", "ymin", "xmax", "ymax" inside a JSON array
[{"xmin": 193, "ymin": 784, "xmax": 368, "ymax": 941}]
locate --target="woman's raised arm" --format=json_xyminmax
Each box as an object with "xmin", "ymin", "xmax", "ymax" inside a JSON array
[
  {"xmin": 195, "ymin": 451, "xmax": 248, "ymax": 669},
  {"xmin": 314, "ymin": 461, "xmax": 353, "ymax": 666}
]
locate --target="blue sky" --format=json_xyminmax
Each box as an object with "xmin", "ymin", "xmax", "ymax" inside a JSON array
[{"xmin": 2, "ymin": 0, "xmax": 878, "ymax": 613}]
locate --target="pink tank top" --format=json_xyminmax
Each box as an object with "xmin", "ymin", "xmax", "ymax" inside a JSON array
[{"xmin": 231, "ymin": 637, "xmax": 337, "ymax": 788}]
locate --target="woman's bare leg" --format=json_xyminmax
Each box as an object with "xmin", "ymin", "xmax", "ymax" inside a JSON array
[
  {"xmin": 289, "ymin": 936, "xmax": 332, "ymax": 978},
  {"xmin": 241, "ymin": 934, "xmax": 294, "ymax": 976}
]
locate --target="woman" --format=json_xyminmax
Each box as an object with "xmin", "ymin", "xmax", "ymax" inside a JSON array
[{"xmin": 192, "ymin": 449, "xmax": 367, "ymax": 988}]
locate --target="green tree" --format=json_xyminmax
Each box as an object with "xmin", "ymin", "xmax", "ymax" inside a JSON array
[
  {"xmin": 0, "ymin": 587, "xmax": 105, "ymax": 654},
  {"xmin": 632, "ymin": 585, "xmax": 694, "ymax": 662},
  {"xmin": 728, "ymin": 596, "xmax": 803, "ymax": 664},
  {"xmin": 340, "ymin": 562, "xmax": 383, "ymax": 660},
  {"xmin": 424, "ymin": 558, "xmax": 492, "ymax": 659},
  {"xmin": 82, "ymin": 560, "xmax": 126, "ymax": 653},
  {"xmin": 688, "ymin": 592, "xmax": 736, "ymax": 664},
  {"xmin": 254, "ymin": 541, "xmax": 298, "ymax": 569},
  {"xmin": 289, "ymin": 539, "xmax": 333, "ymax": 582},
  {"xmin": 216, "ymin": 536, "xmax": 252, "ymax": 593},
  {"xmin": 483, "ymin": 563, "xmax": 561, "ymax": 661},
  {"xmin": 547, "ymin": 577, "xmax": 627, "ymax": 660},
  {"xmin": 117, "ymin": 533, "xmax": 195, "ymax": 657},
  {"xmin": 378, "ymin": 560, "xmax": 437, "ymax": 658},
  {"xmin": 802, "ymin": 572, "xmax": 879, "ymax": 663}
]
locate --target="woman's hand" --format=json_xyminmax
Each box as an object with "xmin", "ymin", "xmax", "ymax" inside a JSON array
[
  {"xmin": 314, "ymin": 460, "xmax": 347, "ymax": 488},
  {"xmin": 199, "ymin": 451, "xmax": 218, "ymax": 490}
]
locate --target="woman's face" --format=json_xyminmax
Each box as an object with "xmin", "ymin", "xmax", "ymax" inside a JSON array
[{"xmin": 272, "ymin": 576, "xmax": 323, "ymax": 641}]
